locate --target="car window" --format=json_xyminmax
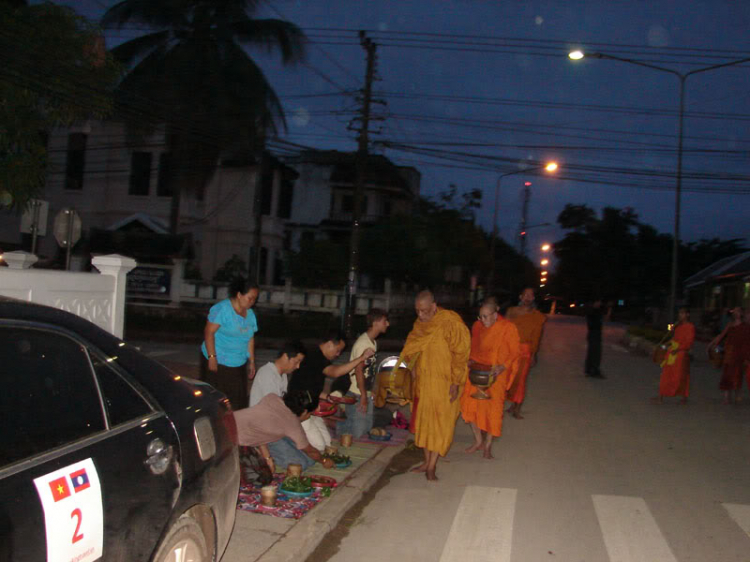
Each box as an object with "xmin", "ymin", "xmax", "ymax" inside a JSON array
[
  {"xmin": 91, "ymin": 355, "xmax": 153, "ymax": 426},
  {"xmin": 0, "ymin": 327, "xmax": 106, "ymax": 468}
]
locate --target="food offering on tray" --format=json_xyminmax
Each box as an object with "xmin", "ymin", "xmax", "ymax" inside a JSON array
[
  {"xmin": 279, "ymin": 476, "xmax": 313, "ymax": 497},
  {"xmin": 322, "ymin": 452, "xmax": 352, "ymax": 468},
  {"xmin": 368, "ymin": 427, "xmax": 392, "ymax": 441},
  {"xmin": 328, "ymin": 393, "xmax": 357, "ymax": 405},
  {"xmin": 309, "ymin": 475, "xmax": 337, "ymax": 488},
  {"xmin": 312, "ymin": 399, "xmax": 337, "ymax": 417}
]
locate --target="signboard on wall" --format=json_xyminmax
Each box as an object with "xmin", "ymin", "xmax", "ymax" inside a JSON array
[{"xmin": 126, "ymin": 267, "xmax": 171, "ymax": 296}]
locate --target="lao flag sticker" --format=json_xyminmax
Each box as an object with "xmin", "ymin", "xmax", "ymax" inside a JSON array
[{"xmin": 34, "ymin": 458, "xmax": 103, "ymax": 562}]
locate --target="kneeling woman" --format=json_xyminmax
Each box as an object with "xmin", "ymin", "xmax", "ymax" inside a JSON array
[{"xmin": 234, "ymin": 390, "xmax": 334, "ymax": 474}]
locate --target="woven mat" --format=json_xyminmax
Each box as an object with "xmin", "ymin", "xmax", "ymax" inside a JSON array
[{"xmin": 237, "ymin": 474, "xmax": 329, "ymax": 519}]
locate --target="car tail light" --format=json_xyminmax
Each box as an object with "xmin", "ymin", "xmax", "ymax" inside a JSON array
[{"xmin": 193, "ymin": 417, "xmax": 216, "ymax": 461}]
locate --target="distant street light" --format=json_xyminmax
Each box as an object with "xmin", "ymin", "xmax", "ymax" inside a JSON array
[
  {"xmin": 541, "ymin": 270, "xmax": 548, "ymax": 276},
  {"xmin": 541, "ymin": 243, "xmax": 551, "ymax": 252},
  {"xmin": 568, "ymin": 49, "xmax": 750, "ymax": 320},
  {"xmin": 488, "ymin": 161, "xmax": 559, "ymax": 290},
  {"xmin": 540, "ymin": 258, "xmax": 549, "ymax": 266}
]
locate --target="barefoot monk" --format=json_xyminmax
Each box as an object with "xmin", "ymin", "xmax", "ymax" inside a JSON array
[{"xmin": 402, "ymin": 290, "xmax": 470, "ymax": 481}]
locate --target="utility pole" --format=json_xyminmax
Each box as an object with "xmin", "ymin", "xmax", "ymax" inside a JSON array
[
  {"xmin": 518, "ymin": 181, "xmax": 531, "ymax": 257},
  {"xmin": 343, "ymin": 31, "xmax": 378, "ymax": 337}
]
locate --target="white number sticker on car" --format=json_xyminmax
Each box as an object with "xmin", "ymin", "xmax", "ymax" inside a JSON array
[{"xmin": 33, "ymin": 458, "xmax": 103, "ymax": 562}]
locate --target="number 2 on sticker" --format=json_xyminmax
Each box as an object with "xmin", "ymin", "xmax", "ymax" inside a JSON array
[{"xmin": 71, "ymin": 508, "xmax": 84, "ymax": 544}]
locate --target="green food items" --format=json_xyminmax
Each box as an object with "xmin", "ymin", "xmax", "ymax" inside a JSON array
[
  {"xmin": 321, "ymin": 487, "xmax": 332, "ymax": 497},
  {"xmin": 280, "ymin": 476, "xmax": 312, "ymax": 493},
  {"xmin": 322, "ymin": 453, "xmax": 351, "ymax": 464}
]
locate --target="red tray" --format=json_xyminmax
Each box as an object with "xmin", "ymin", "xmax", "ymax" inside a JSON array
[{"xmin": 328, "ymin": 395, "xmax": 357, "ymax": 405}]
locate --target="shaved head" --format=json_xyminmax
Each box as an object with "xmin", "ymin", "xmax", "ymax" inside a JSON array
[
  {"xmin": 416, "ymin": 290, "xmax": 435, "ymax": 305},
  {"xmin": 415, "ymin": 290, "xmax": 437, "ymax": 322}
]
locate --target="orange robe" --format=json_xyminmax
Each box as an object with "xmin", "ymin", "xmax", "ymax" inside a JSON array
[
  {"xmin": 401, "ymin": 308, "xmax": 470, "ymax": 456},
  {"xmin": 720, "ymin": 323, "xmax": 750, "ymax": 391},
  {"xmin": 506, "ymin": 308, "xmax": 546, "ymax": 404},
  {"xmin": 461, "ymin": 319, "xmax": 520, "ymax": 437},
  {"xmin": 659, "ymin": 322, "xmax": 695, "ymax": 397}
]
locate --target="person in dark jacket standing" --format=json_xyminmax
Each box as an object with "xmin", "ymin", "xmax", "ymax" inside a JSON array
[{"xmin": 585, "ymin": 298, "xmax": 607, "ymax": 378}]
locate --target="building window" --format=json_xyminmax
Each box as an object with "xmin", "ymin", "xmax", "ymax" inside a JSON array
[
  {"xmin": 65, "ymin": 133, "xmax": 87, "ymax": 191},
  {"xmin": 157, "ymin": 152, "xmax": 173, "ymax": 197},
  {"xmin": 129, "ymin": 151, "xmax": 152, "ymax": 196},
  {"xmin": 278, "ymin": 178, "xmax": 294, "ymax": 219}
]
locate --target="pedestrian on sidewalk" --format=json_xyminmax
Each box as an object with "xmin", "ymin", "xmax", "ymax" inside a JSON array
[
  {"xmin": 505, "ymin": 288, "xmax": 546, "ymax": 419},
  {"xmin": 403, "ymin": 290, "xmax": 470, "ymax": 481},
  {"xmin": 200, "ymin": 276, "xmax": 259, "ymax": 410},
  {"xmin": 652, "ymin": 307, "xmax": 695, "ymax": 405},
  {"xmin": 461, "ymin": 297, "xmax": 520, "ymax": 460},
  {"xmin": 584, "ymin": 297, "xmax": 609, "ymax": 379},
  {"xmin": 334, "ymin": 308, "xmax": 389, "ymax": 439},
  {"xmin": 286, "ymin": 330, "xmax": 374, "ymax": 451}
]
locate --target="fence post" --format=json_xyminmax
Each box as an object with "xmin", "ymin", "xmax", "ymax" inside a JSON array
[
  {"xmin": 92, "ymin": 254, "xmax": 137, "ymax": 338},
  {"xmin": 170, "ymin": 258, "xmax": 185, "ymax": 306},
  {"xmin": 3, "ymin": 250, "xmax": 38, "ymax": 269}
]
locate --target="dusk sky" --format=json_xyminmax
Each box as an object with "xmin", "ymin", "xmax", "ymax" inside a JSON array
[{"xmin": 64, "ymin": 0, "xmax": 750, "ymax": 262}]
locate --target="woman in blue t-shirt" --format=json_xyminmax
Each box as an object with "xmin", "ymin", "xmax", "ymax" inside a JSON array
[{"xmin": 200, "ymin": 276, "xmax": 259, "ymax": 409}]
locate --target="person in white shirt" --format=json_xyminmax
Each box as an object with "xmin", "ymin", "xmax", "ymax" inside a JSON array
[
  {"xmin": 249, "ymin": 340, "xmax": 306, "ymax": 407},
  {"xmin": 334, "ymin": 309, "xmax": 389, "ymax": 438}
]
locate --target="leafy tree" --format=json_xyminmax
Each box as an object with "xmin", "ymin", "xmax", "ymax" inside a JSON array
[
  {"xmin": 101, "ymin": 0, "xmax": 307, "ymax": 233},
  {"xmin": 0, "ymin": 1, "xmax": 119, "ymax": 210}
]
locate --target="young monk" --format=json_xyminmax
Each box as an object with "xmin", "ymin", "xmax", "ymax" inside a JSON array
[
  {"xmin": 461, "ymin": 298, "xmax": 520, "ymax": 459},
  {"xmin": 652, "ymin": 307, "xmax": 695, "ymax": 405}
]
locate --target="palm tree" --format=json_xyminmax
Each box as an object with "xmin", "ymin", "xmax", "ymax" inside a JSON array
[{"xmin": 101, "ymin": 0, "xmax": 306, "ymax": 233}]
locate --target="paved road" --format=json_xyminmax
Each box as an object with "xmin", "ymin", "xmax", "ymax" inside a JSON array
[{"xmin": 312, "ymin": 315, "xmax": 750, "ymax": 562}]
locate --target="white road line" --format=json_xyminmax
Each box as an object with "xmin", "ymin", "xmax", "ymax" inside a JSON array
[
  {"xmin": 438, "ymin": 486, "xmax": 516, "ymax": 562},
  {"xmin": 723, "ymin": 503, "xmax": 750, "ymax": 538},
  {"xmin": 592, "ymin": 495, "xmax": 677, "ymax": 562}
]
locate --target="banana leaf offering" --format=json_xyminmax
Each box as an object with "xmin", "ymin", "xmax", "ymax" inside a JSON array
[
  {"xmin": 322, "ymin": 452, "xmax": 351, "ymax": 465},
  {"xmin": 280, "ymin": 476, "xmax": 312, "ymax": 493}
]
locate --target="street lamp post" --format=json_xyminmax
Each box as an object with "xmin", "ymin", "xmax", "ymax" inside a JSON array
[
  {"xmin": 488, "ymin": 162, "xmax": 558, "ymax": 291},
  {"xmin": 568, "ymin": 50, "xmax": 750, "ymax": 320}
]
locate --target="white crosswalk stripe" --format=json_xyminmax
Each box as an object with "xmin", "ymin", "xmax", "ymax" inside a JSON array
[
  {"xmin": 723, "ymin": 503, "xmax": 750, "ymax": 539},
  {"xmin": 592, "ymin": 495, "xmax": 677, "ymax": 562},
  {"xmin": 438, "ymin": 486, "xmax": 516, "ymax": 562}
]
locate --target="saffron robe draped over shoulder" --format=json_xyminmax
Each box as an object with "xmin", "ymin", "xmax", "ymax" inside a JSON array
[
  {"xmin": 720, "ymin": 323, "xmax": 750, "ymax": 391},
  {"xmin": 461, "ymin": 318, "xmax": 520, "ymax": 437},
  {"xmin": 506, "ymin": 308, "xmax": 546, "ymax": 404},
  {"xmin": 659, "ymin": 322, "xmax": 695, "ymax": 397},
  {"xmin": 402, "ymin": 308, "xmax": 471, "ymax": 456}
]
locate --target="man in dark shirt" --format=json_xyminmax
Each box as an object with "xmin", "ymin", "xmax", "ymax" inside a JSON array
[
  {"xmin": 585, "ymin": 298, "xmax": 607, "ymax": 379},
  {"xmin": 287, "ymin": 329, "xmax": 374, "ymax": 450}
]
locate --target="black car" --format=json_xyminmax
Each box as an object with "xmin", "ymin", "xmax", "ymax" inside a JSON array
[{"xmin": 0, "ymin": 298, "xmax": 239, "ymax": 562}]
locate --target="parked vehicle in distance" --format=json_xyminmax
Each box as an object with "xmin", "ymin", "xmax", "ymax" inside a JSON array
[{"xmin": 0, "ymin": 297, "xmax": 239, "ymax": 562}]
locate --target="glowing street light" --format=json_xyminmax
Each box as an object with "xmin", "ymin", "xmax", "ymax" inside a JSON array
[
  {"xmin": 488, "ymin": 161, "xmax": 560, "ymax": 289},
  {"xmin": 568, "ymin": 48, "xmax": 750, "ymax": 320},
  {"xmin": 540, "ymin": 258, "xmax": 549, "ymax": 266},
  {"xmin": 541, "ymin": 243, "xmax": 551, "ymax": 252},
  {"xmin": 541, "ymin": 270, "xmax": 548, "ymax": 276}
]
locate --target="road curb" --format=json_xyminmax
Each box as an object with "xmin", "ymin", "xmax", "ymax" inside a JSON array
[{"xmin": 256, "ymin": 444, "xmax": 405, "ymax": 562}]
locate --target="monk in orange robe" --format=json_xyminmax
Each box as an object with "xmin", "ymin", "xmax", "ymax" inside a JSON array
[
  {"xmin": 461, "ymin": 298, "xmax": 520, "ymax": 459},
  {"xmin": 505, "ymin": 287, "xmax": 546, "ymax": 419},
  {"xmin": 402, "ymin": 290, "xmax": 470, "ymax": 481},
  {"xmin": 653, "ymin": 307, "xmax": 695, "ymax": 405}
]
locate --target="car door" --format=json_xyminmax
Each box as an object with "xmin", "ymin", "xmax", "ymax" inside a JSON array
[{"xmin": 0, "ymin": 324, "xmax": 180, "ymax": 562}]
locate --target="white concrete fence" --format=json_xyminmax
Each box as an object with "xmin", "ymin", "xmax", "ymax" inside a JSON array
[{"xmin": 0, "ymin": 251, "xmax": 136, "ymax": 338}]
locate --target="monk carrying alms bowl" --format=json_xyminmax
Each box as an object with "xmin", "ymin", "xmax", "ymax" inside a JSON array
[{"xmin": 468, "ymin": 362, "xmax": 495, "ymax": 400}]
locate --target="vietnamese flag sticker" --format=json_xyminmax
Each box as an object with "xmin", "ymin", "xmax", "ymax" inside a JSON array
[{"xmin": 48, "ymin": 477, "xmax": 71, "ymax": 502}]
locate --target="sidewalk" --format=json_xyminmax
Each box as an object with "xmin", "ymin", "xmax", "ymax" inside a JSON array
[
  {"xmin": 224, "ymin": 443, "xmax": 404, "ymax": 562},
  {"xmin": 140, "ymin": 346, "xmax": 407, "ymax": 562}
]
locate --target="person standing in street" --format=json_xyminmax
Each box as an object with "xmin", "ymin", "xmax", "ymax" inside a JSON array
[
  {"xmin": 709, "ymin": 307, "xmax": 745, "ymax": 404},
  {"xmin": 402, "ymin": 290, "xmax": 470, "ymax": 481},
  {"xmin": 334, "ymin": 308, "xmax": 390, "ymax": 439},
  {"xmin": 505, "ymin": 287, "xmax": 546, "ymax": 419},
  {"xmin": 461, "ymin": 297, "xmax": 520, "ymax": 459},
  {"xmin": 652, "ymin": 307, "xmax": 695, "ymax": 405},
  {"xmin": 200, "ymin": 276, "xmax": 259, "ymax": 410},
  {"xmin": 585, "ymin": 297, "xmax": 609, "ymax": 379}
]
